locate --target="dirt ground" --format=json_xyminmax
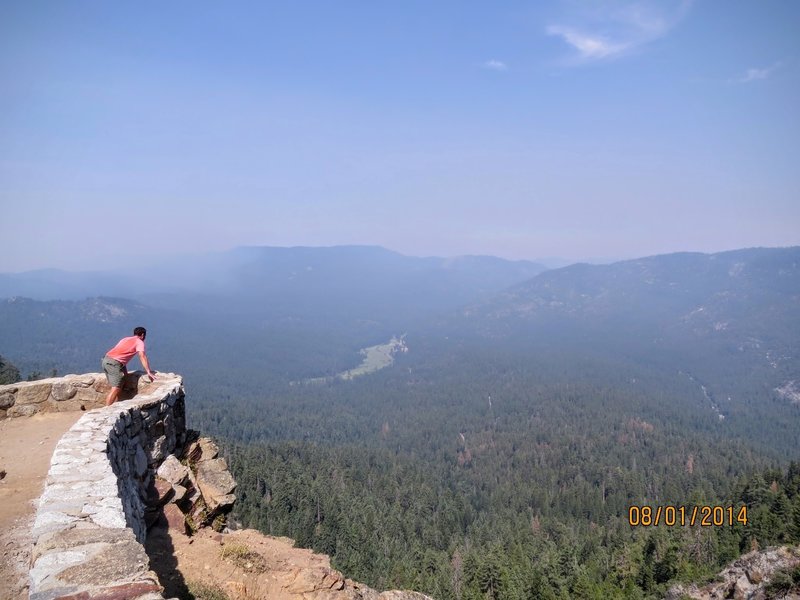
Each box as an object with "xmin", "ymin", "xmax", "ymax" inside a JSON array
[
  {"xmin": 0, "ymin": 411, "xmax": 84, "ymax": 600},
  {"xmin": 146, "ymin": 526, "xmax": 367, "ymax": 600}
]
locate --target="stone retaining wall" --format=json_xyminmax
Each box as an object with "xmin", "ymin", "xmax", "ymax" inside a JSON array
[
  {"xmin": 27, "ymin": 373, "xmax": 185, "ymax": 600},
  {"xmin": 1, "ymin": 373, "xmax": 124, "ymax": 419}
]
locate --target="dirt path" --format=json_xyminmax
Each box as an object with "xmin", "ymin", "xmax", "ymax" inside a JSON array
[{"xmin": 0, "ymin": 412, "xmax": 84, "ymax": 600}]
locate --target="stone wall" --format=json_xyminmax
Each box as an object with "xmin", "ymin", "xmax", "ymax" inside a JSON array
[
  {"xmin": 0, "ymin": 373, "xmax": 124, "ymax": 419},
  {"xmin": 27, "ymin": 373, "xmax": 185, "ymax": 600}
]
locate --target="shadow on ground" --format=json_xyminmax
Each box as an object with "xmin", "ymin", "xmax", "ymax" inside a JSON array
[{"xmin": 145, "ymin": 512, "xmax": 192, "ymax": 599}]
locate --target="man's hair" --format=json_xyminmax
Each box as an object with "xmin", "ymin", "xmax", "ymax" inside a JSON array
[{"xmin": 133, "ymin": 327, "xmax": 147, "ymax": 337}]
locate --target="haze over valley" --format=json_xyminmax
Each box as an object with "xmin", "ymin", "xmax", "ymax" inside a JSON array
[{"xmin": 2, "ymin": 244, "xmax": 799, "ymax": 597}]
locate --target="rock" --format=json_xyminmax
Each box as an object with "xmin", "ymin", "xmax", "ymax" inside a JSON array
[
  {"xmin": 156, "ymin": 455, "xmax": 189, "ymax": 486},
  {"xmin": 183, "ymin": 440, "xmax": 201, "ymax": 463},
  {"xmin": 51, "ymin": 382, "xmax": 78, "ymax": 401},
  {"xmin": 379, "ymin": 592, "xmax": 437, "ymax": 600},
  {"xmin": 149, "ymin": 435, "xmax": 169, "ymax": 462},
  {"xmin": 0, "ymin": 392, "xmax": 15, "ymax": 409},
  {"xmin": 153, "ymin": 479, "xmax": 174, "ymax": 505},
  {"xmin": 748, "ymin": 565, "xmax": 766, "ymax": 584},
  {"xmin": 53, "ymin": 580, "xmax": 162, "ymax": 599},
  {"xmin": 14, "ymin": 384, "xmax": 52, "ymax": 405},
  {"xmin": 136, "ymin": 376, "xmax": 155, "ymax": 393},
  {"xmin": 183, "ymin": 436, "xmax": 219, "ymax": 464},
  {"xmin": 181, "ymin": 468, "xmax": 202, "ymax": 507},
  {"xmin": 93, "ymin": 378, "xmax": 111, "ymax": 393},
  {"xmin": 54, "ymin": 539, "xmax": 152, "ymax": 585},
  {"xmin": 134, "ymin": 445, "xmax": 148, "ymax": 477},
  {"xmin": 285, "ymin": 567, "xmax": 346, "ymax": 594},
  {"xmin": 162, "ymin": 503, "xmax": 188, "ymax": 534},
  {"xmin": 67, "ymin": 374, "xmax": 96, "ymax": 388},
  {"xmin": 194, "ymin": 458, "xmax": 237, "ymax": 512},
  {"xmin": 72, "ymin": 384, "xmax": 104, "ymax": 403},
  {"xmin": 323, "ymin": 570, "xmax": 346, "ymax": 591},
  {"xmin": 198, "ymin": 438, "xmax": 219, "ymax": 461},
  {"xmin": 186, "ymin": 497, "xmax": 210, "ymax": 532},
  {"xmin": 8, "ymin": 404, "xmax": 38, "ymax": 417},
  {"xmin": 733, "ymin": 574, "xmax": 754, "ymax": 600},
  {"xmin": 48, "ymin": 399, "xmax": 88, "ymax": 413},
  {"xmin": 32, "ymin": 525, "xmax": 136, "ymax": 562},
  {"xmin": 666, "ymin": 546, "xmax": 800, "ymax": 600},
  {"xmin": 172, "ymin": 484, "xmax": 187, "ymax": 503}
]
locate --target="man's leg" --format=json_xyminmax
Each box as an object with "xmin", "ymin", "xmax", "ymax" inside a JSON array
[
  {"xmin": 102, "ymin": 356, "xmax": 125, "ymax": 406},
  {"xmin": 105, "ymin": 386, "xmax": 122, "ymax": 406}
]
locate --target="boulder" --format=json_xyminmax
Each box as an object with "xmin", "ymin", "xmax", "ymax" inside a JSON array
[
  {"xmin": 151, "ymin": 478, "xmax": 175, "ymax": 506},
  {"xmin": 8, "ymin": 404, "xmax": 37, "ymax": 417},
  {"xmin": 14, "ymin": 383, "xmax": 52, "ymax": 405},
  {"xmin": 0, "ymin": 392, "xmax": 15, "ymax": 409},
  {"xmin": 184, "ymin": 436, "xmax": 219, "ymax": 464},
  {"xmin": 194, "ymin": 458, "xmax": 237, "ymax": 512},
  {"xmin": 162, "ymin": 502, "xmax": 188, "ymax": 534},
  {"xmin": 666, "ymin": 546, "xmax": 800, "ymax": 599},
  {"xmin": 156, "ymin": 455, "xmax": 189, "ymax": 486},
  {"xmin": 51, "ymin": 382, "xmax": 78, "ymax": 401},
  {"xmin": 198, "ymin": 438, "xmax": 220, "ymax": 460},
  {"xmin": 733, "ymin": 574, "xmax": 754, "ymax": 600}
]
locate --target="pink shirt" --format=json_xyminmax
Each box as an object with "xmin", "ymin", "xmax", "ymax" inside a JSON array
[{"xmin": 106, "ymin": 336, "xmax": 145, "ymax": 365}]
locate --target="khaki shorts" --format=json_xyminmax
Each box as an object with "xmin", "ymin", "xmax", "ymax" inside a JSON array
[{"xmin": 101, "ymin": 356, "xmax": 125, "ymax": 388}]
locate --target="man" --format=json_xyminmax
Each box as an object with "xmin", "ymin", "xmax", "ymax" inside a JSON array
[{"xmin": 101, "ymin": 326, "xmax": 158, "ymax": 406}]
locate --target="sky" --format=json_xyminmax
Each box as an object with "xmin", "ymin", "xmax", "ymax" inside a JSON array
[{"xmin": 1, "ymin": 1, "xmax": 798, "ymax": 271}]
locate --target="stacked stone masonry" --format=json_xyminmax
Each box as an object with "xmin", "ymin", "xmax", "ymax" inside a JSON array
[
  {"xmin": 0, "ymin": 373, "xmax": 111, "ymax": 420},
  {"xmin": 23, "ymin": 373, "xmax": 186, "ymax": 600}
]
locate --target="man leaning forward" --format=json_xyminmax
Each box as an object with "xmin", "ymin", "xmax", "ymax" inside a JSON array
[{"xmin": 101, "ymin": 326, "xmax": 157, "ymax": 406}]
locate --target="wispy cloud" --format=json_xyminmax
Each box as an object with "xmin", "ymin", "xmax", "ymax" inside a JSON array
[
  {"xmin": 546, "ymin": 26, "xmax": 629, "ymax": 60},
  {"xmin": 481, "ymin": 59, "xmax": 509, "ymax": 72},
  {"xmin": 547, "ymin": 0, "xmax": 692, "ymax": 65},
  {"xmin": 730, "ymin": 62, "xmax": 782, "ymax": 84}
]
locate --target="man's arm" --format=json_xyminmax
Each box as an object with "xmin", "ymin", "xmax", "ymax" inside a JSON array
[{"xmin": 138, "ymin": 351, "xmax": 157, "ymax": 381}]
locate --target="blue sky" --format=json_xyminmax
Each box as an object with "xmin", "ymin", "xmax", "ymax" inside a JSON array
[{"xmin": 1, "ymin": 1, "xmax": 798, "ymax": 271}]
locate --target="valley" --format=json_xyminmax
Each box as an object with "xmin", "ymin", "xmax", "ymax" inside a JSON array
[
  {"xmin": 302, "ymin": 336, "xmax": 409, "ymax": 384},
  {"xmin": 1, "ymin": 245, "xmax": 798, "ymax": 599}
]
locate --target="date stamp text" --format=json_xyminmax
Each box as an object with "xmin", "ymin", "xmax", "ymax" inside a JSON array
[{"xmin": 628, "ymin": 505, "xmax": 748, "ymax": 527}]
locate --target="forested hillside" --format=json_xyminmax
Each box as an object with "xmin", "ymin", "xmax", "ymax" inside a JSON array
[
  {"xmin": 1, "ymin": 246, "xmax": 798, "ymax": 598},
  {"xmin": 203, "ymin": 339, "xmax": 799, "ymax": 598}
]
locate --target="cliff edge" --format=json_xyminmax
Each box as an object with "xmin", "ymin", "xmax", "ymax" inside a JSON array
[{"xmin": 0, "ymin": 373, "xmax": 431, "ymax": 600}]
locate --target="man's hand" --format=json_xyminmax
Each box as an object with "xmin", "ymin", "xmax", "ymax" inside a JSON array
[{"xmin": 147, "ymin": 371, "xmax": 158, "ymax": 382}]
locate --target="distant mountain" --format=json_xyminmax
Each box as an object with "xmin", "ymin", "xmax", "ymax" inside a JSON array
[
  {"xmin": 0, "ymin": 245, "xmax": 547, "ymax": 385},
  {"xmin": 0, "ymin": 268, "xmax": 135, "ymax": 300},
  {"xmin": 472, "ymin": 247, "xmax": 799, "ymax": 322},
  {"xmin": 446, "ymin": 246, "xmax": 800, "ymax": 440},
  {"xmin": 0, "ymin": 296, "xmax": 155, "ymax": 375},
  {"xmin": 0, "ymin": 246, "xmax": 547, "ymax": 323},
  {"xmin": 464, "ymin": 247, "xmax": 799, "ymax": 350},
  {"xmin": 209, "ymin": 245, "xmax": 547, "ymax": 321}
]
